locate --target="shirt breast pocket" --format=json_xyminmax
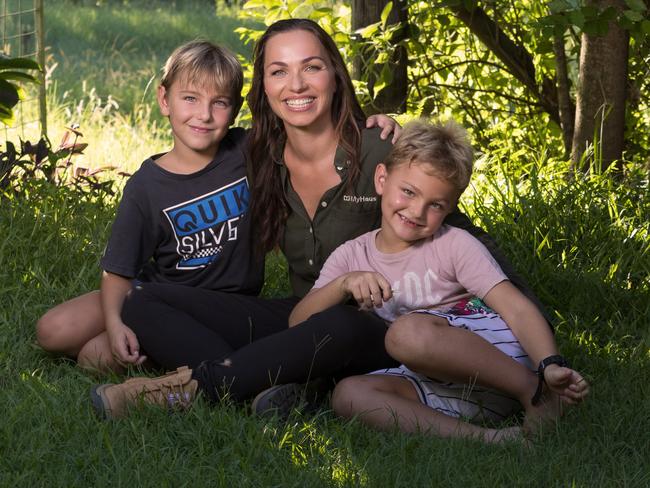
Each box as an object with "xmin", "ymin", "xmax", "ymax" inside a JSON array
[{"xmin": 320, "ymin": 207, "xmax": 380, "ymax": 257}]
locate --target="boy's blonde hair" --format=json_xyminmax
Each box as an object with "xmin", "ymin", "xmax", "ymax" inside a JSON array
[
  {"xmin": 385, "ymin": 119, "xmax": 474, "ymax": 193},
  {"xmin": 161, "ymin": 40, "xmax": 243, "ymax": 119}
]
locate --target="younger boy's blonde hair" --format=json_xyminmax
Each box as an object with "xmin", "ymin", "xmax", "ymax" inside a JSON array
[
  {"xmin": 161, "ymin": 40, "xmax": 244, "ymax": 119},
  {"xmin": 385, "ymin": 119, "xmax": 474, "ymax": 193}
]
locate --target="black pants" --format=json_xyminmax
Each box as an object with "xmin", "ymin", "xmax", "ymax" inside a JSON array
[{"xmin": 122, "ymin": 283, "xmax": 398, "ymax": 402}]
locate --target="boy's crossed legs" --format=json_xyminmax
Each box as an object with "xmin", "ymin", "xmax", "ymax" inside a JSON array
[
  {"xmin": 36, "ymin": 290, "xmax": 124, "ymax": 373},
  {"xmin": 332, "ymin": 310, "xmax": 571, "ymax": 442}
]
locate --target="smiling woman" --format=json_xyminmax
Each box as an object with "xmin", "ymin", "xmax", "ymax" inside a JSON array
[{"xmin": 262, "ymin": 29, "xmax": 336, "ymax": 133}]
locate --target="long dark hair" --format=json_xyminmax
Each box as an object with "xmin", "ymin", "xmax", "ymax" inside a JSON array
[{"xmin": 248, "ymin": 18, "xmax": 366, "ymax": 254}]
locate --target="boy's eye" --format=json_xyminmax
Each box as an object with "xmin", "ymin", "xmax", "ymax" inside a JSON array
[
  {"xmin": 184, "ymin": 96, "xmax": 196, "ymax": 102},
  {"xmin": 214, "ymin": 99, "xmax": 230, "ymax": 108}
]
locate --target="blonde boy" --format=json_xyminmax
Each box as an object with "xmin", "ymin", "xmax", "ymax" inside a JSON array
[
  {"xmin": 36, "ymin": 41, "xmax": 263, "ymax": 372},
  {"xmin": 289, "ymin": 120, "xmax": 589, "ymax": 443}
]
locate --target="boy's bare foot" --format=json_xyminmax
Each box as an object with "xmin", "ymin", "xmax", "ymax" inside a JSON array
[
  {"xmin": 483, "ymin": 425, "xmax": 527, "ymax": 445},
  {"xmin": 522, "ymin": 386, "xmax": 563, "ymax": 435}
]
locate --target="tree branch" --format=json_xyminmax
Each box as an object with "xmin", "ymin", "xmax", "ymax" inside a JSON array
[{"xmin": 449, "ymin": 3, "xmax": 561, "ymax": 125}]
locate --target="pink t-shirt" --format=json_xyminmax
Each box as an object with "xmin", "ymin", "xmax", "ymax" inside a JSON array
[{"xmin": 313, "ymin": 225, "xmax": 508, "ymax": 322}]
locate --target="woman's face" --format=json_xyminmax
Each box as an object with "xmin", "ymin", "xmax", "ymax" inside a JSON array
[{"xmin": 262, "ymin": 29, "xmax": 337, "ymax": 132}]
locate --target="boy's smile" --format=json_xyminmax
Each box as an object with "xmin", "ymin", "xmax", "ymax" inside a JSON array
[
  {"xmin": 374, "ymin": 161, "xmax": 459, "ymax": 253},
  {"xmin": 157, "ymin": 80, "xmax": 234, "ymax": 172}
]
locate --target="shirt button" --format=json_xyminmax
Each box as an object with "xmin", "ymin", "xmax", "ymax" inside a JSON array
[
  {"xmin": 308, "ymin": 259, "xmax": 314, "ymax": 265},
  {"xmin": 309, "ymin": 226, "xmax": 313, "ymax": 234},
  {"xmin": 321, "ymin": 201, "xmax": 328, "ymax": 208}
]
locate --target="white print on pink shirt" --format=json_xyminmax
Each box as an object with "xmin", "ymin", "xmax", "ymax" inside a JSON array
[{"xmin": 384, "ymin": 268, "xmax": 444, "ymax": 319}]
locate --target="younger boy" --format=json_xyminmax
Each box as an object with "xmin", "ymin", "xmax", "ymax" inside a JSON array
[
  {"xmin": 36, "ymin": 41, "xmax": 263, "ymax": 372},
  {"xmin": 289, "ymin": 120, "xmax": 589, "ymax": 443}
]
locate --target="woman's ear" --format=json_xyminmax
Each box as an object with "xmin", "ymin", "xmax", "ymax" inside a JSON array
[
  {"xmin": 374, "ymin": 163, "xmax": 388, "ymax": 195},
  {"xmin": 157, "ymin": 85, "xmax": 170, "ymax": 116}
]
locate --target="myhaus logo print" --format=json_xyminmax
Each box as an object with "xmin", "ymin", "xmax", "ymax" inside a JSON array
[{"xmin": 164, "ymin": 177, "xmax": 249, "ymax": 269}]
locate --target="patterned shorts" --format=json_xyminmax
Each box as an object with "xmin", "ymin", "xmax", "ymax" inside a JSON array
[{"xmin": 370, "ymin": 298, "xmax": 533, "ymax": 422}]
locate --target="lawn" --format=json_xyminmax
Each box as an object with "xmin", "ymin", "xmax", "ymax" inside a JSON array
[{"xmin": 1, "ymin": 1, "xmax": 648, "ymax": 486}]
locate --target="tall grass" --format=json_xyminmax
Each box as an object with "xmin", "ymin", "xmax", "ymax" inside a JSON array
[{"xmin": 1, "ymin": 1, "xmax": 649, "ymax": 486}]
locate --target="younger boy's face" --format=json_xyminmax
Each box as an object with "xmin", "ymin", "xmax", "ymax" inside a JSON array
[
  {"xmin": 157, "ymin": 79, "xmax": 234, "ymax": 161},
  {"xmin": 374, "ymin": 161, "xmax": 459, "ymax": 253}
]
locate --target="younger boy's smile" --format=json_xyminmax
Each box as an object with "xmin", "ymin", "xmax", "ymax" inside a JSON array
[{"xmin": 374, "ymin": 161, "xmax": 459, "ymax": 253}]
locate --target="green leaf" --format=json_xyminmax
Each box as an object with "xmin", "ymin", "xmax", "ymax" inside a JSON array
[
  {"xmin": 549, "ymin": 0, "xmax": 571, "ymax": 14},
  {"xmin": 373, "ymin": 63, "xmax": 393, "ymax": 96},
  {"xmin": 0, "ymin": 78, "xmax": 21, "ymax": 106},
  {"xmin": 642, "ymin": 19, "xmax": 650, "ymax": 34},
  {"xmin": 0, "ymin": 103, "xmax": 15, "ymax": 126},
  {"xmin": 0, "ymin": 71, "xmax": 38, "ymax": 83},
  {"xmin": 356, "ymin": 22, "xmax": 380, "ymax": 38},
  {"xmin": 0, "ymin": 56, "xmax": 40, "ymax": 71},
  {"xmin": 623, "ymin": 9, "xmax": 644, "ymax": 22},
  {"xmin": 568, "ymin": 9, "xmax": 585, "ymax": 28},
  {"xmin": 380, "ymin": 2, "xmax": 393, "ymax": 27},
  {"xmin": 625, "ymin": 0, "xmax": 646, "ymax": 12}
]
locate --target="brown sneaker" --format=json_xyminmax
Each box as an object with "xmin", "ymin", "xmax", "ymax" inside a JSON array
[{"xmin": 90, "ymin": 366, "xmax": 198, "ymax": 419}]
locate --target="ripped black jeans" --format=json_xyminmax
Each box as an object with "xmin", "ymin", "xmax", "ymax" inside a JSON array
[{"xmin": 122, "ymin": 283, "xmax": 397, "ymax": 402}]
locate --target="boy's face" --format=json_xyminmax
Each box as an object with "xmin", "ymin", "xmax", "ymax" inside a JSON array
[
  {"xmin": 157, "ymin": 78, "xmax": 234, "ymax": 161},
  {"xmin": 374, "ymin": 161, "xmax": 459, "ymax": 253}
]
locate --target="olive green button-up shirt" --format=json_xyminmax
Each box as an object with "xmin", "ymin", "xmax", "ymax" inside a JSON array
[{"xmin": 279, "ymin": 127, "xmax": 391, "ymax": 298}]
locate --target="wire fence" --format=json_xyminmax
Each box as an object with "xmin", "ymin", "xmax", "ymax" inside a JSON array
[{"xmin": 1, "ymin": 0, "xmax": 46, "ymax": 142}]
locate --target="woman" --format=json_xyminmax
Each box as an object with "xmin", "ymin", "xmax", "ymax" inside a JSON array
[{"xmin": 91, "ymin": 19, "xmax": 546, "ymax": 419}]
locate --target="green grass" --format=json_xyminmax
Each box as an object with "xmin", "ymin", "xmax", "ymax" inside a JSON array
[{"xmin": 1, "ymin": 1, "xmax": 649, "ymax": 486}]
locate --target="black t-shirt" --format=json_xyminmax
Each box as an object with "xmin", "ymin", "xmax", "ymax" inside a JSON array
[{"xmin": 100, "ymin": 127, "xmax": 263, "ymax": 295}]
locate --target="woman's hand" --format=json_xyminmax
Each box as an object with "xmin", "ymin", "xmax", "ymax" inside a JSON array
[
  {"xmin": 107, "ymin": 321, "xmax": 147, "ymax": 366},
  {"xmin": 340, "ymin": 271, "xmax": 393, "ymax": 310},
  {"xmin": 366, "ymin": 114, "xmax": 402, "ymax": 143}
]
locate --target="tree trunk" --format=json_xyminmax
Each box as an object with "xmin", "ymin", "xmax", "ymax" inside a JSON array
[
  {"xmin": 352, "ymin": 0, "xmax": 408, "ymax": 113},
  {"xmin": 571, "ymin": 0, "xmax": 629, "ymax": 171},
  {"xmin": 554, "ymin": 33, "xmax": 574, "ymax": 158}
]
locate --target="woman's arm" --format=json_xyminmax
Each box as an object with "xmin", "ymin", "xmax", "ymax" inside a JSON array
[{"xmin": 289, "ymin": 271, "xmax": 392, "ymax": 327}]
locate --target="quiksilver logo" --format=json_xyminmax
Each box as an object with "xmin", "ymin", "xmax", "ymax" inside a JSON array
[{"xmin": 343, "ymin": 195, "xmax": 377, "ymax": 203}]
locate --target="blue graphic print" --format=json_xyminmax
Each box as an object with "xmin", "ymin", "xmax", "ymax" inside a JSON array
[{"xmin": 163, "ymin": 177, "xmax": 249, "ymax": 269}]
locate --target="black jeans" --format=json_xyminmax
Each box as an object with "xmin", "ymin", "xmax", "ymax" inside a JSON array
[{"xmin": 122, "ymin": 283, "xmax": 397, "ymax": 402}]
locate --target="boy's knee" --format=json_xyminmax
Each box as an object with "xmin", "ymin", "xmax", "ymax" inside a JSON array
[
  {"xmin": 385, "ymin": 315, "xmax": 444, "ymax": 362},
  {"xmin": 332, "ymin": 376, "xmax": 371, "ymax": 418},
  {"xmin": 35, "ymin": 310, "xmax": 64, "ymax": 351}
]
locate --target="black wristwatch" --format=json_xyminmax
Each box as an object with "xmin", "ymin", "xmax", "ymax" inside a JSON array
[{"xmin": 531, "ymin": 355, "xmax": 569, "ymax": 406}]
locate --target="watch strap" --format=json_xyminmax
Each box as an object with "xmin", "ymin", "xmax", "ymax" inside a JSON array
[{"xmin": 531, "ymin": 355, "xmax": 569, "ymax": 406}]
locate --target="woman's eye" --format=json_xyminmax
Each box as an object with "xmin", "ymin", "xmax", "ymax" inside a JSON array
[
  {"xmin": 305, "ymin": 64, "xmax": 322, "ymax": 72},
  {"xmin": 402, "ymin": 188, "xmax": 414, "ymax": 196},
  {"xmin": 270, "ymin": 69, "xmax": 286, "ymax": 77}
]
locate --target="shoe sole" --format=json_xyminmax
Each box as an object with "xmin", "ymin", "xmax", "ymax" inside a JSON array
[
  {"xmin": 90, "ymin": 384, "xmax": 112, "ymax": 420},
  {"xmin": 251, "ymin": 383, "xmax": 303, "ymax": 418}
]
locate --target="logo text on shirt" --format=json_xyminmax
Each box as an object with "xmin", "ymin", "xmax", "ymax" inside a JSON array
[{"xmin": 343, "ymin": 195, "xmax": 377, "ymax": 203}]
